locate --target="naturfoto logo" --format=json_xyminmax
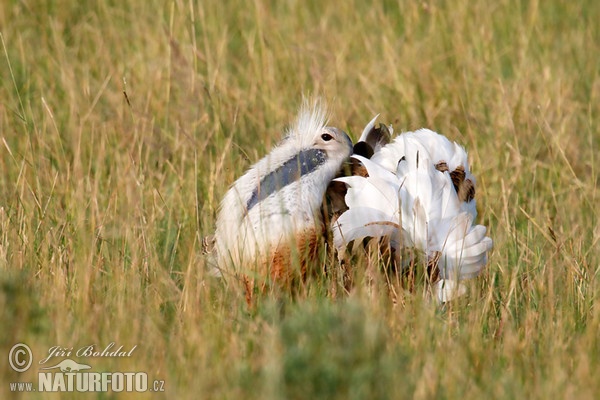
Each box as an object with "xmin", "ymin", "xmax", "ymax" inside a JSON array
[
  {"xmin": 8, "ymin": 342, "xmax": 165, "ymax": 393},
  {"xmin": 39, "ymin": 359, "xmax": 92, "ymax": 372}
]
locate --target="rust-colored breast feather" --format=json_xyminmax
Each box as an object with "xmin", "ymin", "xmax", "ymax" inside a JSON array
[
  {"xmin": 241, "ymin": 227, "xmax": 323, "ymax": 306},
  {"xmin": 269, "ymin": 228, "xmax": 321, "ymax": 283}
]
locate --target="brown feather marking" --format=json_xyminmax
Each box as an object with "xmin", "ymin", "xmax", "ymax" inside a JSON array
[
  {"xmin": 427, "ymin": 251, "xmax": 441, "ymax": 283},
  {"xmin": 449, "ymin": 165, "xmax": 465, "ymax": 195},
  {"xmin": 352, "ymin": 142, "xmax": 374, "ymax": 159},
  {"xmin": 269, "ymin": 228, "xmax": 321, "ymax": 287},
  {"xmin": 325, "ymin": 180, "xmax": 349, "ymax": 220},
  {"xmin": 241, "ymin": 229, "xmax": 321, "ymax": 307},
  {"xmin": 435, "ymin": 161, "xmax": 449, "ymax": 173},
  {"xmin": 351, "ymin": 157, "xmax": 369, "ymax": 177},
  {"xmin": 459, "ymin": 178, "xmax": 476, "ymax": 203},
  {"xmin": 239, "ymin": 227, "xmax": 324, "ymax": 308},
  {"xmin": 323, "ymin": 157, "xmax": 369, "ymax": 225},
  {"xmin": 365, "ymin": 221, "xmax": 402, "ymax": 229},
  {"xmin": 242, "ymin": 275, "xmax": 255, "ymax": 308}
]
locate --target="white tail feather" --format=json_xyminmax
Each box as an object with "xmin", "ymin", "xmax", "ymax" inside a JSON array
[
  {"xmin": 358, "ymin": 114, "xmax": 380, "ymax": 142},
  {"xmin": 334, "ymin": 126, "xmax": 492, "ymax": 299}
]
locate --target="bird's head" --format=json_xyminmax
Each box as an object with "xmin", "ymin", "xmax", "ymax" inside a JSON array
[
  {"xmin": 312, "ymin": 126, "xmax": 353, "ymax": 166},
  {"xmin": 277, "ymin": 100, "xmax": 352, "ymax": 178},
  {"xmin": 241, "ymin": 101, "xmax": 352, "ymax": 213}
]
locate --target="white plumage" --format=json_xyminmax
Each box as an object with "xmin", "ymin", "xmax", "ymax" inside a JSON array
[
  {"xmin": 212, "ymin": 101, "xmax": 353, "ymax": 294},
  {"xmin": 333, "ymin": 120, "xmax": 492, "ymax": 302},
  {"xmin": 370, "ymin": 129, "xmax": 478, "ymax": 219}
]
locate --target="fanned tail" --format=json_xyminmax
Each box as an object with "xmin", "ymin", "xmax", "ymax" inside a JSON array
[{"xmin": 333, "ymin": 126, "xmax": 493, "ymax": 302}]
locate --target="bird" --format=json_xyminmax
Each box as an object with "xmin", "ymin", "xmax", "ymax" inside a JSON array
[
  {"xmin": 210, "ymin": 100, "xmax": 353, "ymax": 303},
  {"xmin": 352, "ymin": 114, "xmax": 393, "ymax": 159},
  {"xmin": 332, "ymin": 119, "xmax": 492, "ymax": 302}
]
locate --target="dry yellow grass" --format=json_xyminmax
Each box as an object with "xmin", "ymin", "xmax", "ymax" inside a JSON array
[{"xmin": 0, "ymin": 0, "xmax": 598, "ymax": 398}]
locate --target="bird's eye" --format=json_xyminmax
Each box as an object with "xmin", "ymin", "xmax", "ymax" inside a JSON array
[{"xmin": 321, "ymin": 133, "xmax": 333, "ymax": 142}]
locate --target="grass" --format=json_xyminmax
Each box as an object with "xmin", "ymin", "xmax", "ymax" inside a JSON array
[{"xmin": 0, "ymin": 0, "xmax": 598, "ymax": 398}]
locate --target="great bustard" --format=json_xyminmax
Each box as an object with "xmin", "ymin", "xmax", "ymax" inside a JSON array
[
  {"xmin": 332, "ymin": 118, "xmax": 492, "ymax": 302},
  {"xmin": 210, "ymin": 100, "xmax": 352, "ymax": 302}
]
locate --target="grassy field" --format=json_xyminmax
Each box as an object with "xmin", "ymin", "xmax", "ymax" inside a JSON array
[{"xmin": 1, "ymin": 0, "xmax": 598, "ymax": 398}]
